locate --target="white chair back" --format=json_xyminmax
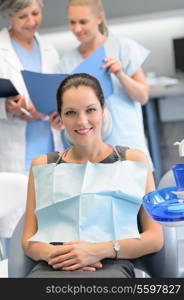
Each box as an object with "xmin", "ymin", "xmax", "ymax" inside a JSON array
[{"xmin": 0, "ymin": 172, "xmax": 28, "ymax": 238}]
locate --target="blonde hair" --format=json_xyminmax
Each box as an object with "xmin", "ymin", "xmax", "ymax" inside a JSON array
[{"xmin": 68, "ymin": 0, "xmax": 108, "ymax": 36}]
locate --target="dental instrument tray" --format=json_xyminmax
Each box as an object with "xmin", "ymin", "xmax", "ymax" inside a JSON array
[{"xmin": 143, "ymin": 187, "xmax": 184, "ymax": 226}]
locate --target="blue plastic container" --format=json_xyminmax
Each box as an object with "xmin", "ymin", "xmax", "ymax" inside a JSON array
[
  {"xmin": 143, "ymin": 186, "xmax": 184, "ymax": 226},
  {"xmin": 172, "ymin": 164, "xmax": 184, "ymax": 191}
]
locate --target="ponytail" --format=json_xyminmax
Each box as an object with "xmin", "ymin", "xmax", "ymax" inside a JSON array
[{"xmin": 99, "ymin": 20, "xmax": 108, "ymax": 36}]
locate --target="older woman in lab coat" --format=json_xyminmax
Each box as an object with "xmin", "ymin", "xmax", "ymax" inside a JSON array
[{"xmin": 0, "ymin": 0, "xmax": 61, "ymax": 174}]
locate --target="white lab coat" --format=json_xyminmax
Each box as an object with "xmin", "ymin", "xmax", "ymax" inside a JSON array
[{"xmin": 0, "ymin": 28, "xmax": 61, "ymax": 174}]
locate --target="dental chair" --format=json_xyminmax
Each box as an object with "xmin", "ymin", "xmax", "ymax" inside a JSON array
[
  {"xmin": 8, "ymin": 169, "xmax": 182, "ymax": 278},
  {"xmin": 8, "ymin": 216, "xmax": 36, "ymax": 277},
  {"xmin": 0, "ymin": 172, "xmax": 28, "ymax": 259},
  {"xmin": 8, "ymin": 212, "xmax": 180, "ymax": 278},
  {"xmin": 158, "ymin": 170, "xmax": 175, "ymax": 189},
  {"xmin": 156, "ymin": 169, "xmax": 184, "ymax": 278}
]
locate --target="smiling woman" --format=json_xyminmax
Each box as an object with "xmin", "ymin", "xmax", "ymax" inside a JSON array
[
  {"xmin": 58, "ymin": 0, "xmax": 153, "ymax": 169},
  {"xmin": 7, "ymin": 0, "xmax": 43, "ymax": 50},
  {"xmin": 0, "ymin": 0, "xmax": 60, "ymax": 174},
  {"xmin": 58, "ymin": 73, "xmax": 105, "ymax": 151},
  {"xmin": 22, "ymin": 73, "xmax": 163, "ymax": 278}
]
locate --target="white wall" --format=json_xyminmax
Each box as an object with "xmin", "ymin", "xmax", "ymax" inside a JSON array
[
  {"xmin": 41, "ymin": 10, "xmax": 184, "ymax": 77},
  {"xmin": 1, "ymin": 0, "xmax": 184, "ymax": 29},
  {"xmin": 110, "ymin": 11, "xmax": 184, "ymax": 76}
]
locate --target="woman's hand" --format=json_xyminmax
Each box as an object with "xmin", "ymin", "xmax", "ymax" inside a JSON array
[
  {"xmin": 49, "ymin": 112, "xmax": 64, "ymax": 130},
  {"xmin": 79, "ymin": 261, "xmax": 102, "ymax": 272},
  {"xmin": 102, "ymin": 56, "xmax": 123, "ymax": 77},
  {"xmin": 23, "ymin": 103, "xmax": 45, "ymax": 121},
  {"xmin": 47, "ymin": 241, "xmax": 102, "ymax": 271},
  {"xmin": 6, "ymin": 95, "xmax": 27, "ymax": 118},
  {"xmin": 6, "ymin": 96, "xmax": 46, "ymax": 121},
  {"xmin": 103, "ymin": 57, "xmax": 149, "ymax": 104}
]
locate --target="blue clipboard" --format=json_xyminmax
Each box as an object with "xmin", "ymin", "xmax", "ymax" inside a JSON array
[
  {"xmin": 71, "ymin": 45, "xmax": 113, "ymax": 99},
  {"xmin": 22, "ymin": 71, "xmax": 67, "ymax": 115},
  {"xmin": 21, "ymin": 45, "xmax": 113, "ymax": 115}
]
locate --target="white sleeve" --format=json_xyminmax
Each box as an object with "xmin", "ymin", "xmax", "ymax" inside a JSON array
[
  {"xmin": 0, "ymin": 98, "xmax": 8, "ymax": 119},
  {"xmin": 59, "ymin": 55, "xmax": 70, "ymax": 74},
  {"xmin": 59, "ymin": 49, "xmax": 81, "ymax": 74},
  {"xmin": 50, "ymin": 47, "xmax": 61, "ymax": 73},
  {"xmin": 119, "ymin": 38, "xmax": 150, "ymax": 76}
]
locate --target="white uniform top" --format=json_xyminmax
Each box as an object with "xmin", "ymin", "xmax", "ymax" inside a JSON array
[
  {"xmin": 0, "ymin": 28, "xmax": 61, "ymax": 174},
  {"xmin": 59, "ymin": 33, "xmax": 153, "ymax": 167}
]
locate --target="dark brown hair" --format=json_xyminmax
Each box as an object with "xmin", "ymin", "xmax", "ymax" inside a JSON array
[{"xmin": 57, "ymin": 73, "xmax": 105, "ymax": 115}]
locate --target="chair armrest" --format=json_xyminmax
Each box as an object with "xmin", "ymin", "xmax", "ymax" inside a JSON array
[
  {"xmin": 8, "ymin": 216, "xmax": 36, "ymax": 278},
  {"xmin": 134, "ymin": 226, "xmax": 179, "ymax": 278}
]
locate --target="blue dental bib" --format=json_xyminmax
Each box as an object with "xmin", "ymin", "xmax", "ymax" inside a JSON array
[{"xmin": 30, "ymin": 160, "xmax": 147, "ymax": 243}]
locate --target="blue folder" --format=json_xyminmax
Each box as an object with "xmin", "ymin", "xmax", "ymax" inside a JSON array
[
  {"xmin": 21, "ymin": 71, "xmax": 67, "ymax": 115},
  {"xmin": 21, "ymin": 45, "xmax": 113, "ymax": 115},
  {"xmin": 0, "ymin": 78, "xmax": 18, "ymax": 98},
  {"xmin": 71, "ymin": 45, "xmax": 113, "ymax": 99}
]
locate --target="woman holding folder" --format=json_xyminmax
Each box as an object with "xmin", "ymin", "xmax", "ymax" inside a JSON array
[
  {"xmin": 59, "ymin": 0, "xmax": 153, "ymax": 167},
  {"xmin": 0, "ymin": 0, "xmax": 60, "ymax": 174}
]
